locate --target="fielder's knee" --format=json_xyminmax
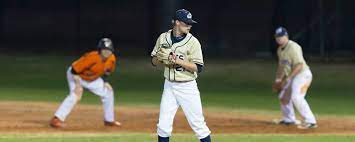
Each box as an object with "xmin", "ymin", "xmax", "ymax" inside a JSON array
[
  {"xmin": 71, "ymin": 88, "xmax": 83, "ymax": 102},
  {"xmin": 77, "ymin": 87, "xmax": 84, "ymax": 98},
  {"xmin": 102, "ymin": 91, "xmax": 114, "ymax": 101},
  {"xmin": 108, "ymin": 90, "xmax": 114, "ymax": 97},
  {"xmin": 110, "ymin": 88, "xmax": 115, "ymax": 96},
  {"xmin": 290, "ymin": 90, "xmax": 303, "ymax": 100}
]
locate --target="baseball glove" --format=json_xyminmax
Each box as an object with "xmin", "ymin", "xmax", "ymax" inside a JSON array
[
  {"xmin": 272, "ymin": 81, "xmax": 283, "ymax": 93},
  {"xmin": 156, "ymin": 47, "xmax": 173, "ymax": 65}
]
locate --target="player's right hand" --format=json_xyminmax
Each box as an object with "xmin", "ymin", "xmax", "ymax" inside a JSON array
[
  {"xmin": 272, "ymin": 81, "xmax": 282, "ymax": 93},
  {"xmin": 168, "ymin": 52, "xmax": 177, "ymax": 63}
]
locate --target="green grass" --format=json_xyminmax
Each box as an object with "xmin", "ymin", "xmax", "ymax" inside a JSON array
[
  {"xmin": 1, "ymin": 54, "xmax": 355, "ymax": 141},
  {"xmin": 1, "ymin": 55, "xmax": 355, "ymax": 115},
  {"xmin": 1, "ymin": 133, "xmax": 355, "ymax": 142}
]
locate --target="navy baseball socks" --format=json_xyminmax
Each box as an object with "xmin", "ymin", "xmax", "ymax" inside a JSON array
[
  {"xmin": 158, "ymin": 136, "xmax": 169, "ymax": 142},
  {"xmin": 158, "ymin": 135, "xmax": 211, "ymax": 142},
  {"xmin": 200, "ymin": 135, "xmax": 211, "ymax": 142}
]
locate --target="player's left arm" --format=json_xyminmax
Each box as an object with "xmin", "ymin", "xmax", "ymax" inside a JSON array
[
  {"xmin": 151, "ymin": 34, "xmax": 168, "ymax": 67},
  {"xmin": 102, "ymin": 56, "xmax": 116, "ymax": 91}
]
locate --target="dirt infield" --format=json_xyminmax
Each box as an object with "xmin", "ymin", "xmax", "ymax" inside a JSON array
[{"xmin": 1, "ymin": 101, "xmax": 355, "ymax": 134}]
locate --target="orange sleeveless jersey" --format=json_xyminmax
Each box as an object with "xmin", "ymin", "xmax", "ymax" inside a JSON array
[{"xmin": 72, "ymin": 51, "xmax": 116, "ymax": 81}]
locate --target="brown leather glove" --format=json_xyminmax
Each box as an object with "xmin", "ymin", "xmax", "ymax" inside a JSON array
[{"xmin": 272, "ymin": 81, "xmax": 283, "ymax": 93}]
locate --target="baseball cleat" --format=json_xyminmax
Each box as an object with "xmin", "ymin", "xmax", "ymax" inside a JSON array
[
  {"xmin": 297, "ymin": 123, "xmax": 318, "ymax": 129},
  {"xmin": 104, "ymin": 121, "xmax": 122, "ymax": 127},
  {"xmin": 50, "ymin": 116, "xmax": 64, "ymax": 128},
  {"xmin": 272, "ymin": 119, "xmax": 301, "ymax": 126}
]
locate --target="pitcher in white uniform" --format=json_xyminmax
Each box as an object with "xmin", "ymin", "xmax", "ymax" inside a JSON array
[
  {"xmin": 272, "ymin": 27, "xmax": 318, "ymax": 129},
  {"xmin": 151, "ymin": 9, "xmax": 211, "ymax": 142}
]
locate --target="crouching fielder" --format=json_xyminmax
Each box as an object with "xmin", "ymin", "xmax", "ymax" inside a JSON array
[
  {"xmin": 50, "ymin": 38, "xmax": 121, "ymax": 128},
  {"xmin": 272, "ymin": 27, "xmax": 317, "ymax": 129},
  {"xmin": 151, "ymin": 9, "xmax": 211, "ymax": 142}
]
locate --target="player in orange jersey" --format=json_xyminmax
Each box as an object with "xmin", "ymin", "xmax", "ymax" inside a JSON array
[{"xmin": 50, "ymin": 38, "xmax": 121, "ymax": 128}]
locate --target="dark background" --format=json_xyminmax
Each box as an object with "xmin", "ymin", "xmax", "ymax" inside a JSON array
[{"xmin": 0, "ymin": 0, "xmax": 354, "ymax": 61}]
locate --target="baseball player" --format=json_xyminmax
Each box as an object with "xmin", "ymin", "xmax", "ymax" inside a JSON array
[
  {"xmin": 50, "ymin": 38, "xmax": 121, "ymax": 128},
  {"xmin": 272, "ymin": 27, "xmax": 317, "ymax": 129},
  {"xmin": 151, "ymin": 9, "xmax": 211, "ymax": 142}
]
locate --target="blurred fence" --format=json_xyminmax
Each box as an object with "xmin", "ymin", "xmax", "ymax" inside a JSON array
[{"xmin": 0, "ymin": 0, "xmax": 353, "ymax": 61}]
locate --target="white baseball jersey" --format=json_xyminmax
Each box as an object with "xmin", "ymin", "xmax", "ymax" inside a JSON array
[
  {"xmin": 277, "ymin": 40, "xmax": 309, "ymax": 77},
  {"xmin": 151, "ymin": 30, "xmax": 204, "ymax": 82}
]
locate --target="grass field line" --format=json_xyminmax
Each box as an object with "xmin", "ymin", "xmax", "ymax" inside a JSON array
[{"xmin": 2, "ymin": 132, "xmax": 355, "ymax": 138}]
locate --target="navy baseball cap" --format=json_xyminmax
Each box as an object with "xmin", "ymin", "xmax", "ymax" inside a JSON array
[
  {"xmin": 173, "ymin": 9, "xmax": 197, "ymax": 25},
  {"xmin": 275, "ymin": 27, "xmax": 288, "ymax": 37}
]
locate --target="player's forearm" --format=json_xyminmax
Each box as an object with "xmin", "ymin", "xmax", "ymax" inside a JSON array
[
  {"xmin": 287, "ymin": 63, "xmax": 303, "ymax": 80},
  {"xmin": 275, "ymin": 65, "xmax": 285, "ymax": 82},
  {"xmin": 175, "ymin": 59, "xmax": 198, "ymax": 72}
]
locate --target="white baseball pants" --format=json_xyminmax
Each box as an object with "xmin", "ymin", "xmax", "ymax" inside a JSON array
[
  {"xmin": 54, "ymin": 67, "xmax": 115, "ymax": 122},
  {"xmin": 279, "ymin": 69, "xmax": 316, "ymax": 124},
  {"xmin": 157, "ymin": 80, "xmax": 211, "ymax": 139}
]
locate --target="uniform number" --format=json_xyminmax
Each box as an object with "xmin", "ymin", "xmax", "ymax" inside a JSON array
[{"xmin": 175, "ymin": 55, "xmax": 185, "ymax": 72}]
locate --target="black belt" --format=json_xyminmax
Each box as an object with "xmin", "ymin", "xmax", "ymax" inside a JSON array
[{"xmin": 168, "ymin": 80, "xmax": 193, "ymax": 83}]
